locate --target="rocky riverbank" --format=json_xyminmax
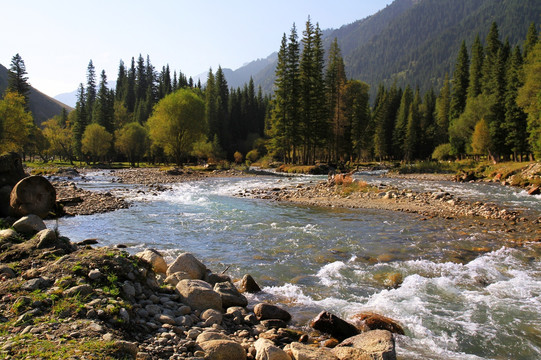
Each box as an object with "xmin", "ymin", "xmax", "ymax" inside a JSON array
[{"xmin": 0, "ymin": 215, "xmax": 401, "ymax": 359}]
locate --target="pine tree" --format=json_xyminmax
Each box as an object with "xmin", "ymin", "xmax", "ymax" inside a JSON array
[
  {"xmin": 468, "ymin": 35, "xmax": 484, "ymax": 99},
  {"xmin": 125, "ymin": 57, "xmax": 136, "ymax": 113},
  {"xmin": 73, "ymin": 84, "xmax": 88, "ymax": 157},
  {"xmin": 504, "ymin": 46, "xmax": 528, "ymax": 160},
  {"xmin": 404, "ymin": 90, "xmax": 422, "ymax": 161},
  {"xmin": 488, "ymin": 47, "xmax": 508, "ymax": 159},
  {"xmin": 523, "ymin": 22, "xmax": 538, "ymax": 58},
  {"xmin": 392, "ymin": 85, "xmax": 413, "ymax": 159},
  {"xmin": 205, "ymin": 68, "xmax": 219, "ymax": 147},
  {"xmin": 435, "ymin": 73, "xmax": 451, "ymax": 143},
  {"xmin": 93, "ymin": 70, "xmax": 115, "ymax": 135},
  {"xmin": 449, "ymin": 41, "xmax": 469, "ymax": 120},
  {"xmin": 135, "ymin": 54, "xmax": 147, "ymax": 102},
  {"xmin": 115, "ymin": 60, "xmax": 127, "ymax": 101},
  {"xmin": 326, "ymin": 38, "xmax": 347, "ymax": 162},
  {"xmin": 86, "ymin": 60, "xmax": 97, "ymax": 113},
  {"xmin": 482, "ymin": 22, "xmax": 502, "ymax": 95},
  {"xmin": 7, "ymin": 53, "xmax": 31, "ymax": 109},
  {"xmin": 215, "ymin": 66, "xmax": 230, "ymax": 155}
]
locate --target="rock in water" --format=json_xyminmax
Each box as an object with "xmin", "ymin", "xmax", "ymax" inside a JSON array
[
  {"xmin": 167, "ymin": 252, "xmax": 207, "ymax": 279},
  {"xmin": 214, "ymin": 282, "xmax": 248, "ymax": 308},
  {"xmin": 333, "ymin": 330, "xmax": 396, "ymax": 360},
  {"xmin": 254, "ymin": 303, "xmax": 291, "ymax": 322},
  {"xmin": 10, "ymin": 176, "xmax": 56, "ymax": 219},
  {"xmin": 240, "ymin": 274, "xmax": 262, "ymax": 293},
  {"xmin": 351, "ymin": 312, "xmax": 405, "ymax": 335},
  {"xmin": 310, "ymin": 311, "xmax": 359, "ymax": 341}
]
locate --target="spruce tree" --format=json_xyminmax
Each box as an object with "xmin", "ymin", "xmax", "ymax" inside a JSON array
[
  {"xmin": 392, "ymin": 85, "xmax": 413, "ymax": 159},
  {"xmin": 435, "ymin": 73, "xmax": 451, "ymax": 143},
  {"xmin": 86, "ymin": 60, "xmax": 97, "ymax": 113},
  {"xmin": 468, "ymin": 35, "xmax": 484, "ymax": 99},
  {"xmin": 73, "ymin": 84, "xmax": 88, "ymax": 157},
  {"xmin": 326, "ymin": 38, "xmax": 347, "ymax": 162},
  {"xmin": 7, "ymin": 53, "xmax": 31, "ymax": 109},
  {"xmin": 482, "ymin": 22, "xmax": 502, "ymax": 95},
  {"xmin": 125, "ymin": 58, "xmax": 136, "ymax": 113},
  {"xmin": 215, "ymin": 66, "xmax": 230, "ymax": 154},
  {"xmin": 115, "ymin": 60, "xmax": 127, "ymax": 102},
  {"xmin": 524, "ymin": 22, "xmax": 538, "ymax": 58},
  {"xmin": 449, "ymin": 41, "xmax": 469, "ymax": 120},
  {"xmin": 93, "ymin": 70, "xmax": 115, "ymax": 135}
]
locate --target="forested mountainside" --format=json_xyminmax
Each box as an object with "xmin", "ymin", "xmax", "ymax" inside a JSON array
[
  {"xmin": 232, "ymin": 0, "xmax": 540, "ymax": 96},
  {"xmin": 0, "ymin": 63, "xmax": 70, "ymax": 126}
]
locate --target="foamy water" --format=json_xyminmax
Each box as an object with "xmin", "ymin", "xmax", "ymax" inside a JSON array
[{"xmin": 49, "ymin": 173, "xmax": 541, "ymax": 359}]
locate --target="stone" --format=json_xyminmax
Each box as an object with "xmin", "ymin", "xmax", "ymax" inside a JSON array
[
  {"xmin": 122, "ymin": 281, "xmax": 136, "ymax": 298},
  {"xmin": 164, "ymin": 271, "xmax": 192, "ymax": 286},
  {"xmin": 88, "ymin": 269, "xmax": 103, "ymax": 281},
  {"xmin": 21, "ymin": 277, "xmax": 50, "ymax": 291},
  {"xmin": 12, "ymin": 214, "xmax": 47, "ymax": 234},
  {"xmin": 196, "ymin": 330, "xmax": 230, "ymax": 344},
  {"xmin": 36, "ymin": 229, "xmax": 58, "ymax": 249},
  {"xmin": 9, "ymin": 176, "xmax": 56, "ymax": 219},
  {"xmin": 155, "ymin": 314, "xmax": 176, "ymax": 325},
  {"xmin": 63, "ymin": 284, "xmax": 93, "ymax": 297},
  {"xmin": 199, "ymin": 339, "xmax": 247, "ymax": 360},
  {"xmin": 205, "ymin": 272, "xmax": 232, "ymax": 286},
  {"xmin": 254, "ymin": 338, "xmax": 291, "ymax": 360},
  {"xmin": 112, "ymin": 340, "xmax": 138, "ymax": 357},
  {"xmin": 310, "ymin": 311, "xmax": 359, "ymax": 341},
  {"xmin": 0, "ymin": 228, "xmax": 17, "ymax": 241},
  {"xmin": 528, "ymin": 186, "xmax": 540, "ymax": 196},
  {"xmin": 135, "ymin": 249, "xmax": 168, "ymax": 274},
  {"xmin": 214, "ymin": 282, "xmax": 248, "ymax": 308},
  {"xmin": 176, "ymin": 279, "xmax": 222, "ymax": 312},
  {"xmin": 254, "ymin": 303, "xmax": 291, "ymax": 322},
  {"xmin": 119, "ymin": 308, "xmax": 130, "ymax": 322},
  {"xmin": 167, "ymin": 252, "xmax": 207, "ymax": 280},
  {"xmin": 240, "ymin": 274, "xmax": 262, "ymax": 293},
  {"xmin": 334, "ymin": 330, "xmax": 396, "ymax": 360},
  {"xmin": 284, "ymin": 342, "xmax": 338, "ymax": 360},
  {"xmin": 201, "ymin": 308, "xmax": 223, "ymax": 326},
  {"xmin": 0, "ymin": 152, "xmax": 26, "ymax": 217},
  {"xmin": 351, "ymin": 313, "xmax": 405, "ymax": 335},
  {"xmin": 0, "ymin": 266, "xmax": 16, "ymax": 279}
]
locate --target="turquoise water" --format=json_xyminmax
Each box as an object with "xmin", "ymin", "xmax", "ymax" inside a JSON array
[{"xmin": 49, "ymin": 173, "xmax": 541, "ymax": 359}]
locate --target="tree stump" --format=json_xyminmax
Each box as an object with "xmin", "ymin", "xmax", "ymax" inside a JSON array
[{"xmin": 10, "ymin": 176, "xmax": 56, "ymax": 219}]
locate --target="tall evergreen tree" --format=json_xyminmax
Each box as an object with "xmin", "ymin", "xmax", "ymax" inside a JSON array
[
  {"xmin": 72, "ymin": 84, "xmax": 88, "ymax": 157},
  {"xmin": 7, "ymin": 53, "xmax": 31, "ymax": 109},
  {"xmin": 326, "ymin": 38, "xmax": 347, "ymax": 162},
  {"xmin": 215, "ymin": 66, "xmax": 230, "ymax": 154},
  {"xmin": 115, "ymin": 60, "xmax": 127, "ymax": 101},
  {"xmin": 86, "ymin": 60, "xmax": 97, "ymax": 114},
  {"xmin": 468, "ymin": 35, "xmax": 484, "ymax": 99},
  {"xmin": 449, "ymin": 41, "xmax": 469, "ymax": 120},
  {"xmin": 523, "ymin": 22, "xmax": 538, "ymax": 58},
  {"xmin": 125, "ymin": 57, "xmax": 136, "ymax": 113},
  {"xmin": 392, "ymin": 85, "xmax": 413, "ymax": 159},
  {"xmin": 505, "ymin": 46, "xmax": 528, "ymax": 160},
  {"xmin": 482, "ymin": 22, "xmax": 502, "ymax": 95},
  {"xmin": 435, "ymin": 73, "xmax": 451, "ymax": 143},
  {"xmin": 404, "ymin": 90, "xmax": 422, "ymax": 161},
  {"xmin": 93, "ymin": 70, "xmax": 114, "ymax": 135}
]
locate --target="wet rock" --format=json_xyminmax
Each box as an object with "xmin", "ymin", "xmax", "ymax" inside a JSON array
[
  {"xmin": 254, "ymin": 338, "xmax": 291, "ymax": 360},
  {"xmin": 310, "ymin": 311, "xmax": 359, "ymax": 341},
  {"xmin": 527, "ymin": 186, "xmax": 540, "ymax": 196},
  {"xmin": 10, "ymin": 176, "xmax": 56, "ymax": 219},
  {"xmin": 240, "ymin": 274, "xmax": 262, "ymax": 293},
  {"xmin": 167, "ymin": 252, "xmax": 207, "ymax": 280},
  {"xmin": 201, "ymin": 308, "xmax": 223, "ymax": 326},
  {"xmin": 12, "ymin": 214, "xmax": 46, "ymax": 234},
  {"xmin": 254, "ymin": 303, "xmax": 291, "ymax": 322},
  {"xmin": 351, "ymin": 313, "xmax": 405, "ymax": 335},
  {"xmin": 205, "ymin": 272, "xmax": 232, "ymax": 286},
  {"xmin": 261, "ymin": 319, "xmax": 288, "ymax": 329},
  {"xmin": 199, "ymin": 339, "xmax": 247, "ymax": 360},
  {"xmin": 135, "ymin": 249, "xmax": 167, "ymax": 274},
  {"xmin": 334, "ymin": 330, "xmax": 396, "ymax": 360},
  {"xmin": 176, "ymin": 279, "xmax": 222, "ymax": 312},
  {"xmin": 284, "ymin": 342, "xmax": 337, "ymax": 360},
  {"xmin": 214, "ymin": 281, "xmax": 248, "ymax": 308}
]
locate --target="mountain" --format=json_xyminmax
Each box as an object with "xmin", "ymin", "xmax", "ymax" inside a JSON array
[
  {"xmin": 0, "ymin": 63, "xmax": 71, "ymax": 126},
  {"xmin": 227, "ymin": 0, "xmax": 540, "ymax": 96}
]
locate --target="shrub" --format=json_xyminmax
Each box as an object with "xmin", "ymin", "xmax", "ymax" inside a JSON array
[
  {"xmin": 432, "ymin": 143, "xmax": 453, "ymax": 161},
  {"xmin": 246, "ymin": 149, "xmax": 260, "ymax": 163},
  {"xmin": 233, "ymin": 151, "xmax": 243, "ymax": 164}
]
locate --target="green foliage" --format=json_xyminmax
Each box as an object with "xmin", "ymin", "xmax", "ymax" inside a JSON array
[
  {"xmin": 432, "ymin": 143, "xmax": 453, "ymax": 161},
  {"xmin": 0, "ymin": 91, "xmax": 33, "ymax": 153},
  {"xmin": 471, "ymin": 118, "xmax": 491, "ymax": 155},
  {"xmin": 115, "ymin": 122, "xmax": 148, "ymax": 166},
  {"xmin": 147, "ymin": 89, "xmax": 206, "ymax": 166},
  {"xmin": 7, "ymin": 53, "xmax": 31, "ymax": 107},
  {"xmin": 81, "ymin": 123, "xmax": 113, "ymax": 163},
  {"xmin": 246, "ymin": 149, "xmax": 260, "ymax": 163}
]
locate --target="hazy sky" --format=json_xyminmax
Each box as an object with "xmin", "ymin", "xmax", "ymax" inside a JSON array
[{"xmin": 1, "ymin": 0, "xmax": 393, "ymax": 97}]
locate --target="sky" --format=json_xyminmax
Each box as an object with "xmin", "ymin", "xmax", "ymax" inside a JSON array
[{"xmin": 1, "ymin": 0, "xmax": 393, "ymax": 98}]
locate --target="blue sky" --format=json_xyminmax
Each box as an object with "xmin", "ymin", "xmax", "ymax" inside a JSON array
[{"xmin": 1, "ymin": 0, "xmax": 393, "ymax": 97}]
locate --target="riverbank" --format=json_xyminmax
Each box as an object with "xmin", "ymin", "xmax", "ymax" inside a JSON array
[{"xmin": 0, "ymin": 217, "xmax": 399, "ymax": 359}]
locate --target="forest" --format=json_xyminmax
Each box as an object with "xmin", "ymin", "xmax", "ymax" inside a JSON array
[{"xmin": 0, "ymin": 19, "xmax": 540, "ymax": 167}]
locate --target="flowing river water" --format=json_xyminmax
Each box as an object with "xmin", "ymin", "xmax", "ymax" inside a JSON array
[{"xmin": 48, "ymin": 172, "xmax": 541, "ymax": 359}]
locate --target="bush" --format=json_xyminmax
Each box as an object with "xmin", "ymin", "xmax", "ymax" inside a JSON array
[
  {"xmin": 246, "ymin": 149, "xmax": 259, "ymax": 163},
  {"xmin": 432, "ymin": 143, "xmax": 453, "ymax": 161},
  {"xmin": 233, "ymin": 151, "xmax": 243, "ymax": 164}
]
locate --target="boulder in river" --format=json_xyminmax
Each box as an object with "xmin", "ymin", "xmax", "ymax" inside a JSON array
[
  {"xmin": 310, "ymin": 311, "xmax": 359, "ymax": 341},
  {"xmin": 167, "ymin": 252, "xmax": 207, "ymax": 280},
  {"xmin": 351, "ymin": 312, "xmax": 405, "ymax": 335},
  {"xmin": 254, "ymin": 303, "xmax": 291, "ymax": 322},
  {"xmin": 333, "ymin": 330, "xmax": 396, "ymax": 360},
  {"xmin": 10, "ymin": 176, "xmax": 56, "ymax": 219},
  {"xmin": 213, "ymin": 281, "xmax": 248, "ymax": 308},
  {"xmin": 240, "ymin": 274, "xmax": 262, "ymax": 293},
  {"xmin": 176, "ymin": 279, "xmax": 222, "ymax": 311}
]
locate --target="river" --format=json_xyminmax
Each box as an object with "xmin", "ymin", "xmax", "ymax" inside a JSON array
[{"xmin": 48, "ymin": 172, "xmax": 541, "ymax": 359}]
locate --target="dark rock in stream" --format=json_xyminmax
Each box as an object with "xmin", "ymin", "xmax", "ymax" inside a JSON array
[{"xmin": 310, "ymin": 311, "xmax": 359, "ymax": 341}]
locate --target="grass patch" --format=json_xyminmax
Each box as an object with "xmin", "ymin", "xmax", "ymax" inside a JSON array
[{"xmin": 339, "ymin": 180, "xmax": 377, "ymax": 196}]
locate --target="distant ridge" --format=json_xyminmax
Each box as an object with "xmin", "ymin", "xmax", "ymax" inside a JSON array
[{"xmin": 0, "ymin": 63, "xmax": 71, "ymax": 126}]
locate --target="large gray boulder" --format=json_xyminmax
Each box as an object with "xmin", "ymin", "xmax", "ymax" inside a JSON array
[
  {"xmin": 167, "ymin": 252, "xmax": 207, "ymax": 279},
  {"xmin": 176, "ymin": 279, "xmax": 222, "ymax": 312},
  {"xmin": 199, "ymin": 339, "xmax": 247, "ymax": 360},
  {"xmin": 10, "ymin": 176, "xmax": 56, "ymax": 219},
  {"xmin": 135, "ymin": 249, "xmax": 167, "ymax": 274},
  {"xmin": 254, "ymin": 338, "xmax": 291, "ymax": 360},
  {"xmin": 284, "ymin": 342, "xmax": 337, "ymax": 360},
  {"xmin": 12, "ymin": 214, "xmax": 47, "ymax": 234}
]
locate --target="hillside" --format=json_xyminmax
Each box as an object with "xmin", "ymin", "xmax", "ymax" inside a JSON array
[
  {"xmin": 229, "ymin": 0, "xmax": 540, "ymax": 96},
  {"xmin": 0, "ymin": 63, "xmax": 71, "ymax": 126}
]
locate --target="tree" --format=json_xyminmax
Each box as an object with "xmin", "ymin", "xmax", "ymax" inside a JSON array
[
  {"xmin": 449, "ymin": 41, "xmax": 469, "ymax": 120},
  {"xmin": 343, "ymin": 80, "xmax": 370, "ymax": 161},
  {"xmin": 42, "ymin": 115, "xmax": 74, "ymax": 164},
  {"xmin": 435, "ymin": 73, "xmax": 451, "ymax": 143},
  {"xmin": 115, "ymin": 122, "xmax": 148, "ymax": 166},
  {"xmin": 93, "ymin": 70, "xmax": 115, "ymax": 134},
  {"xmin": 471, "ymin": 118, "xmax": 491, "ymax": 156},
  {"xmin": 326, "ymin": 38, "xmax": 347, "ymax": 162},
  {"xmin": 449, "ymin": 94, "xmax": 492, "ymax": 156},
  {"xmin": 0, "ymin": 91, "xmax": 33, "ymax": 152},
  {"xmin": 72, "ymin": 84, "xmax": 88, "ymax": 157},
  {"xmin": 86, "ymin": 60, "xmax": 97, "ymax": 113},
  {"xmin": 81, "ymin": 123, "xmax": 112, "ymax": 164},
  {"xmin": 524, "ymin": 22, "xmax": 538, "ymax": 58},
  {"xmin": 7, "ymin": 53, "xmax": 31, "ymax": 108},
  {"xmin": 517, "ymin": 41, "xmax": 541, "ymax": 159},
  {"xmin": 468, "ymin": 35, "xmax": 484, "ymax": 99},
  {"xmin": 147, "ymin": 89, "xmax": 206, "ymax": 166},
  {"xmin": 392, "ymin": 85, "xmax": 413, "ymax": 159}
]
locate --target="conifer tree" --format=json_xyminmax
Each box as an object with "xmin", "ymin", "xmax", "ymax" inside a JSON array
[
  {"xmin": 404, "ymin": 90, "xmax": 421, "ymax": 161},
  {"xmin": 93, "ymin": 70, "xmax": 115, "ymax": 135},
  {"xmin": 449, "ymin": 41, "xmax": 469, "ymax": 120},
  {"xmin": 73, "ymin": 84, "xmax": 88, "ymax": 157},
  {"xmin": 215, "ymin": 66, "xmax": 230, "ymax": 154},
  {"xmin": 326, "ymin": 38, "xmax": 347, "ymax": 162},
  {"xmin": 468, "ymin": 35, "xmax": 484, "ymax": 99},
  {"xmin": 86, "ymin": 60, "xmax": 97, "ymax": 113},
  {"xmin": 523, "ymin": 22, "xmax": 538, "ymax": 58},
  {"xmin": 392, "ymin": 85, "xmax": 413, "ymax": 159},
  {"xmin": 482, "ymin": 22, "xmax": 502, "ymax": 95},
  {"xmin": 115, "ymin": 60, "xmax": 127, "ymax": 101},
  {"xmin": 125, "ymin": 58, "xmax": 136, "ymax": 113},
  {"xmin": 435, "ymin": 73, "xmax": 451, "ymax": 143},
  {"xmin": 7, "ymin": 53, "xmax": 31, "ymax": 109}
]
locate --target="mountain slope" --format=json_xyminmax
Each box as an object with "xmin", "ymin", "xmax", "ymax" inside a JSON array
[
  {"xmin": 0, "ymin": 63, "xmax": 71, "ymax": 126},
  {"xmin": 232, "ymin": 0, "xmax": 540, "ymax": 96}
]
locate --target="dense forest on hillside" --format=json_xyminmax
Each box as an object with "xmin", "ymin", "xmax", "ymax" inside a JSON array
[{"xmin": 1, "ymin": 16, "xmax": 540, "ymax": 167}]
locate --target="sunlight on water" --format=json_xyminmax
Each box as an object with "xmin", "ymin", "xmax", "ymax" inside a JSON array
[{"xmin": 49, "ymin": 173, "xmax": 541, "ymax": 359}]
